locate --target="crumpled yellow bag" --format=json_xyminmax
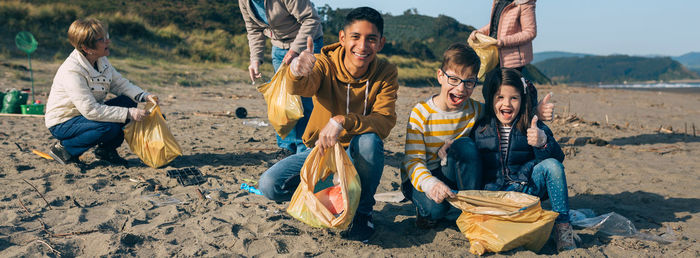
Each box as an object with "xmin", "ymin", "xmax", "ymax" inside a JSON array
[
  {"xmin": 287, "ymin": 143, "xmax": 361, "ymax": 230},
  {"xmin": 123, "ymin": 102, "xmax": 182, "ymax": 168},
  {"xmin": 468, "ymin": 33, "xmax": 499, "ymax": 81},
  {"xmin": 257, "ymin": 64, "xmax": 304, "ymax": 138},
  {"xmin": 449, "ymin": 190, "xmax": 559, "ymax": 255}
]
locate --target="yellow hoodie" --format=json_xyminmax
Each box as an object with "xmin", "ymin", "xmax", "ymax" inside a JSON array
[{"xmin": 285, "ymin": 42, "xmax": 398, "ymax": 148}]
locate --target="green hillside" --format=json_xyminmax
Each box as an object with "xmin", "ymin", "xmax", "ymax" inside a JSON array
[
  {"xmin": 532, "ymin": 51, "xmax": 591, "ymax": 64},
  {"xmin": 1, "ymin": 2, "xmax": 488, "ymax": 86},
  {"xmin": 536, "ymin": 55, "xmax": 700, "ymax": 84}
]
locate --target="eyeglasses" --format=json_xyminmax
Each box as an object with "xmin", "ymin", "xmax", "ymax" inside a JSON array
[
  {"xmin": 441, "ymin": 68, "xmax": 479, "ymax": 89},
  {"xmin": 96, "ymin": 34, "xmax": 110, "ymax": 43}
]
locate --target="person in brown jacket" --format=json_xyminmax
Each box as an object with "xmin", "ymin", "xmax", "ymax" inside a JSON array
[
  {"xmin": 258, "ymin": 7, "xmax": 398, "ymax": 243},
  {"xmin": 469, "ymin": 0, "xmax": 537, "ymax": 71},
  {"xmin": 238, "ymin": 0, "xmax": 323, "ymax": 153}
]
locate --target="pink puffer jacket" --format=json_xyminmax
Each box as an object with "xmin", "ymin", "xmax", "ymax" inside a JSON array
[{"xmin": 477, "ymin": 0, "xmax": 537, "ymax": 68}]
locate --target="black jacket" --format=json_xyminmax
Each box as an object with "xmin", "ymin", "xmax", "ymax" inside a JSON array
[{"xmin": 472, "ymin": 116, "xmax": 564, "ymax": 190}]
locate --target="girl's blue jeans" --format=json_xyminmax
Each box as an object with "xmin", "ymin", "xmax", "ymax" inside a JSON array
[{"xmin": 506, "ymin": 158, "xmax": 571, "ymax": 223}]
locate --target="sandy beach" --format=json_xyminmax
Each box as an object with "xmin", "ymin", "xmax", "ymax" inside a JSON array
[{"xmin": 1, "ymin": 59, "xmax": 699, "ymax": 257}]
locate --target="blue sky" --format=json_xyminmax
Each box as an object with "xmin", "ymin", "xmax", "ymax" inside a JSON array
[{"xmin": 313, "ymin": 0, "xmax": 699, "ymax": 57}]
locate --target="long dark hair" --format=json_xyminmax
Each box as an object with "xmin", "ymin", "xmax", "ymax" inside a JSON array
[{"xmin": 481, "ymin": 68, "xmax": 536, "ymax": 132}]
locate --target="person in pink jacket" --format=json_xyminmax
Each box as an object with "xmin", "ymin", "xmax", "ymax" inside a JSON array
[{"xmin": 469, "ymin": 0, "xmax": 536, "ymax": 71}]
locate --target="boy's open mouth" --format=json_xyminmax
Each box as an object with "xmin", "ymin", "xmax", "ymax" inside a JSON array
[{"xmin": 448, "ymin": 93, "xmax": 465, "ymax": 106}]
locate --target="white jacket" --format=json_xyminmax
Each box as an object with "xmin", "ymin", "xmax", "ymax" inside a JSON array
[{"xmin": 45, "ymin": 49, "xmax": 146, "ymax": 128}]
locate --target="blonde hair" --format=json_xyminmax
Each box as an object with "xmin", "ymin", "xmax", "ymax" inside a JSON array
[{"xmin": 67, "ymin": 18, "xmax": 107, "ymax": 55}]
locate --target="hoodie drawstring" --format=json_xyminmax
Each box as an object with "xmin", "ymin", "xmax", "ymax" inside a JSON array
[{"xmin": 347, "ymin": 81, "xmax": 370, "ymax": 115}]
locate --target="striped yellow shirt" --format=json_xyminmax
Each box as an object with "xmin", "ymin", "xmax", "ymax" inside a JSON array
[{"xmin": 402, "ymin": 96, "xmax": 483, "ymax": 192}]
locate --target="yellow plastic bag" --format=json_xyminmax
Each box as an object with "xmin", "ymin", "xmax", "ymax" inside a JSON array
[
  {"xmin": 468, "ymin": 33, "xmax": 499, "ymax": 81},
  {"xmin": 287, "ymin": 143, "xmax": 361, "ymax": 230},
  {"xmin": 257, "ymin": 64, "xmax": 304, "ymax": 138},
  {"xmin": 123, "ymin": 102, "xmax": 182, "ymax": 168},
  {"xmin": 448, "ymin": 190, "xmax": 559, "ymax": 255}
]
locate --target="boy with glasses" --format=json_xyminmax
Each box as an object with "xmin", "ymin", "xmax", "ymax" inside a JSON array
[{"xmin": 402, "ymin": 43, "xmax": 553, "ymax": 228}]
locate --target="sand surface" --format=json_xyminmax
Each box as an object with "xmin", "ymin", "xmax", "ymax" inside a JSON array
[{"xmin": 1, "ymin": 60, "xmax": 699, "ymax": 257}]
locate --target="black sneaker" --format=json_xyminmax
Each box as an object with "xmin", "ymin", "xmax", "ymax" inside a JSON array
[
  {"xmin": 48, "ymin": 142, "xmax": 72, "ymax": 165},
  {"xmin": 343, "ymin": 213, "xmax": 375, "ymax": 243},
  {"xmin": 94, "ymin": 148, "xmax": 128, "ymax": 166}
]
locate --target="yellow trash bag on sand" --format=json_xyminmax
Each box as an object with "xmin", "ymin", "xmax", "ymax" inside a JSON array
[
  {"xmin": 287, "ymin": 143, "xmax": 361, "ymax": 230},
  {"xmin": 468, "ymin": 33, "xmax": 499, "ymax": 81},
  {"xmin": 257, "ymin": 64, "xmax": 304, "ymax": 138},
  {"xmin": 123, "ymin": 102, "xmax": 182, "ymax": 168},
  {"xmin": 448, "ymin": 190, "xmax": 559, "ymax": 255}
]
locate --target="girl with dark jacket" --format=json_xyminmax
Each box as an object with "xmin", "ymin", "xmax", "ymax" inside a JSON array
[{"xmin": 472, "ymin": 68, "xmax": 575, "ymax": 251}]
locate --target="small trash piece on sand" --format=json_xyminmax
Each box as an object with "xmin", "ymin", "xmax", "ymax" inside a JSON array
[
  {"xmin": 241, "ymin": 183, "xmax": 263, "ymax": 195},
  {"xmin": 166, "ymin": 167, "xmax": 206, "ymax": 186},
  {"xmin": 235, "ymin": 107, "xmax": 247, "ymax": 118},
  {"xmin": 32, "ymin": 149, "xmax": 54, "ymax": 160},
  {"xmin": 142, "ymin": 193, "xmax": 183, "ymax": 206},
  {"xmin": 374, "ymin": 191, "xmax": 406, "ymax": 203},
  {"xmin": 241, "ymin": 178, "xmax": 258, "ymax": 186},
  {"xmin": 242, "ymin": 120, "xmax": 269, "ymax": 127}
]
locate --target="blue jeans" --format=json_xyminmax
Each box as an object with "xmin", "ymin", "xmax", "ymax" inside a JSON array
[
  {"xmin": 507, "ymin": 158, "xmax": 570, "ymax": 223},
  {"xmin": 48, "ymin": 96, "xmax": 136, "ymax": 156},
  {"xmin": 411, "ymin": 137, "xmax": 482, "ymax": 220},
  {"xmin": 259, "ymin": 133, "xmax": 384, "ymax": 216},
  {"xmin": 271, "ymin": 36, "xmax": 323, "ymax": 153}
]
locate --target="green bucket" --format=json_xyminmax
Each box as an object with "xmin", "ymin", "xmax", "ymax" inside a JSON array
[{"xmin": 21, "ymin": 104, "xmax": 45, "ymax": 115}]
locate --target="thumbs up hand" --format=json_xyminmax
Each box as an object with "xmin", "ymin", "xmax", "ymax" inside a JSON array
[
  {"xmin": 290, "ymin": 36, "xmax": 317, "ymax": 77},
  {"xmin": 527, "ymin": 115, "xmax": 547, "ymax": 148},
  {"xmin": 536, "ymin": 92, "xmax": 554, "ymax": 121}
]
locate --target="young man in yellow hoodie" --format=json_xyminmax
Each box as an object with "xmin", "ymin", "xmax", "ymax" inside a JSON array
[{"xmin": 258, "ymin": 7, "xmax": 398, "ymax": 243}]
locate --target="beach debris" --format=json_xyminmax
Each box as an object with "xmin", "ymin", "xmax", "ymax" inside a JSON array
[
  {"xmin": 374, "ymin": 191, "xmax": 406, "ymax": 203},
  {"xmin": 235, "ymin": 107, "xmax": 247, "ymax": 118},
  {"xmin": 241, "ymin": 183, "xmax": 263, "ymax": 195},
  {"xmin": 196, "ymin": 188, "xmax": 207, "ymax": 200},
  {"xmin": 166, "ymin": 167, "xmax": 206, "ymax": 186},
  {"xmin": 643, "ymin": 145, "xmax": 681, "ymax": 155},
  {"xmin": 142, "ymin": 193, "xmax": 183, "ymax": 206},
  {"xmin": 14, "ymin": 142, "xmax": 24, "ymax": 152},
  {"xmin": 242, "ymin": 119, "xmax": 269, "ymax": 127},
  {"xmin": 569, "ymin": 209, "xmax": 675, "ymax": 244},
  {"xmin": 27, "ymin": 239, "xmax": 61, "ymax": 256},
  {"xmin": 241, "ymin": 178, "xmax": 258, "ymax": 186},
  {"xmin": 658, "ymin": 125, "xmax": 673, "ymax": 134},
  {"xmin": 192, "ymin": 111, "xmax": 237, "ymax": 118},
  {"xmin": 23, "ymin": 179, "xmax": 52, "ymax": 210},
  {"xmin": 32, "ymin": 149, "xmax": 54, "ymax": 160}
]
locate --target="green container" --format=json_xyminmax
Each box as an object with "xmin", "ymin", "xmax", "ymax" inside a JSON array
[
  {"xmin": 1, "ymin": 90, "xmax": 28, "ymax": 113},
  {"xmin": 21, "ymin": 104, "xmax": 45, "ymax": 115}
]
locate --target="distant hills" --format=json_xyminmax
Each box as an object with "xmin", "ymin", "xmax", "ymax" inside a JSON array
[
  {"xmin": 534, "ymin": 54, "xmax": 699, "ymax": 84},
  {"xmin": 531, "ymin": 51, "xmax": 591, "ymax": 64},
  {"xmin": 672, "ymin": 52, "xmax": 700, "ymax": 74}
]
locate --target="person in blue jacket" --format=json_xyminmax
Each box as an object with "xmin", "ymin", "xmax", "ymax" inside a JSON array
[{"xmin": 472, "ymin": 68, "xmax": 576, "ymax": 252}]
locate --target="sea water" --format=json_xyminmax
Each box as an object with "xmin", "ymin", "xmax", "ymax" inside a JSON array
[{"xmin": 597, "ymin": 82, "xmax": 700, "ymax": 89}]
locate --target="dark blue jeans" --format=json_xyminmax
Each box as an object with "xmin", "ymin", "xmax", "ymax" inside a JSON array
[
  {"xmin": 258, "ymin": 133, "xmax": 384, "ymax": 216},
  {"xmin": 513, "ymin": 158, "xmax": 571, "ymax": 223},
  {"xmin": 411, "ymin": 137, "xmax": 482, "ymax": 220},
  {"xmin": 48, "ymin": 96, "xmax": 136, "ymax": 156},
  {"xmin": 271, "ymin": 36, "xmax": 323, "ymax": 153}
]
